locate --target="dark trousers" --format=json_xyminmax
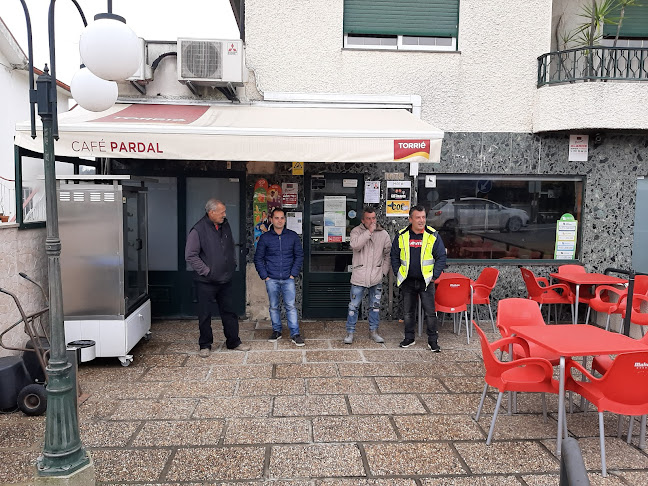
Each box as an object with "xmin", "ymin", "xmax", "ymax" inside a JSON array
[
  {"xmin": 196, "ymin": 280, "xmax": 241, "ymax": 350},
  {"xmin": 401, "ymin": 278, "xmax": 438, "ymax": 343}
]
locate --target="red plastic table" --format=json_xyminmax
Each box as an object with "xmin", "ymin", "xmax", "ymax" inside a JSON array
[
  {"xmin": 549, "ymin": 272, "xmax": 627, "ymax": 324},
  {"xmin": 510, "ymin": 324, "xmax": 647, "ymax": 456}
]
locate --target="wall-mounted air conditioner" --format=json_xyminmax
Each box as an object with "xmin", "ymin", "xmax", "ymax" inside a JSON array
[{"xmin": 177, "ymin": 38, "xmax": 246, "ymax": 86}]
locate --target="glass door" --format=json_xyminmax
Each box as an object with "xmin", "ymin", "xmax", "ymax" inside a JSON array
[
  {"xmin": 123, "ymin": 187, "xmax": 148, "ymax": 314},
  {"xmin": 182, "ymin": 176, "xmax": 246, "ymax": 316},
  {"xmin": 303, "ymin": 173, "xmax": 363, "ymax": 318}
]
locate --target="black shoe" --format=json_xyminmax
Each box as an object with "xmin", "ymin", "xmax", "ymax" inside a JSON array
[
  {"xmin": 399, "ymin": 338, "xmax": 416, "ymax": 348},
  {"xmin": 428, "ymin": 342, "xmax": 441, "ymax": 353},
  {"xmin": 268, "ymin": 331, "xmax": 282, "ymax": 342},
  {"xmin": 291, "ymin": 334, "xmax": 305, "ymax": 346}
]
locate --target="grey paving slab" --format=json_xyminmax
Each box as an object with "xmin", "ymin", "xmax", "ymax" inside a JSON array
[
  {"xmin": 93, "ymin": 448, "xmax": 171, "ymax": 482},
  {"xmin": 320, "ymin": 480, "xmax": 417, "ymax": 486},
  {"xmin": 160, "ymin": 379, "xmax": 237, "ymax": 398},
  {"xmin": 421, "ymin": 392, "xmax": 494, "ymax": 415},
  {"xmin": 306, "ymin": 350, "xmax": 364, "ymax": 362},
  {"xmin": 455, "ymin": 441, "xmax": 559, "ymax": 474},
  {"xmin": 133, "ymin": 419, "xmax": 225, "ymax": 446},
  {"xmin": 110, "ymin": 398, "xmax": 197, "ymax": 420},
  {"xmin": 348, "ymin": 394, "xmax": 427, "ymax": 415},
  {"xmin": 274, "ymin": 395, "xmax": 349, "ymax": 416},
  {"xmin": 193, "ymin": 397, "xmax": 272, "ymax": 418},
  {"xmin": 224, "ymin": 417, "xmax": 310, "ymax": 444},
  {"xmin": 237, "ymin": 377, "xmax": 306, "ymax": 396},
  {"xmin": 209, "ymin": 364, "xmax": 273, "ymax": 379},
  {"xmin": 269, "ymin": 444, "xmax": 365, "ymax": 479},
  {"xmin": 83, "ymin": 381, "xmax": 168, "ymax": 400},
  {"xmin": 364, "ymin": 442, "xmax": 466, "ymax": 476},
  {"xmin": 375, "ymin": 376, "xmax": 445, "ymax": 394},
  {"xmin": 0, "ymin": 451, "xmax": 39, "ymax": 484},
  {"xmin": 440, "ymin": 376, "xmax": 491, "ymax": 393},
  {"xmin": 393, "ymin": 414, "xmax": 484, "ymax": 441},
  {"xmin": 142, "ymin": 365, "xmax": 210, "ymax": 382},
  {"xmin": 166, "ymin": 446, "xmax": 265, "ymax": 481},
  {"xmin": 312, "ymin": 416, "xmax": 397, "ymax": 442},
  {"xmin": 337, "ymin": 362, "xmax": 403, "ymax": 376},
  {"xmin": 362, "ymin": 350, "xmax": 427, "ymax": 362},
  {"xmin": 276, "ymin": 362, "xmax": 338, "ymax": 378},
  {"xmin": 541, "ymin": 436, "xmax": 648, "ymax": 472},
  {"xmin": 307, "ymin": 377, "xmax": 377, "ymax": 394},
  {"xmin": 184, "ymin": 352, "xmax": 247, "ymax": 366},
  {"xmin": 80, "ymin": 419, "xmax": 141, "ymax": 447},
  {"xmin": 246, "ymin": 350, "xmax": 304, "ymax": 364},
  {"xmin": 421, "ymin": 476, "xmax": 521, "ymax": 485}
]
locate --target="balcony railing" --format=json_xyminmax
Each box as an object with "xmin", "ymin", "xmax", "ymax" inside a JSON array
[{"xmin": 538, "ymin": 46, "xmax": 648, "ymax": 87}]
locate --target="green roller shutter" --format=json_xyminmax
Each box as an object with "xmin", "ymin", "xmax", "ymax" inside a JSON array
[
  {"xmin": 603, "ymin": 4, "xmax": 648, "ymax": 38},
  {"xmin": 343, "ymin": 0, "xmax": 459, "ymax": 38}
]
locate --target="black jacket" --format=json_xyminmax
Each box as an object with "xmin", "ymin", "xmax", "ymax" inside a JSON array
[{"xmin": 185, "ymin": 214, "xmax": 236, "ymax": 284}]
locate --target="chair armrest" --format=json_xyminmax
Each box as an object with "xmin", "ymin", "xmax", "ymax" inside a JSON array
[
  {"xmin": 499, "ymin": 356, "xmax": 555, "ymax": 378},
  {"xmin": 536, "ymin": 277, "xmax": 549, "ymax": 287},
  {"xmin": 565, "ymin": 358, "xmax": 599, "ymax": 383},
  {"xmin": 544, "ymin": 283, "xmax": 572, "ymax": 294},
  {"xmin": 491, "ymin": 335, "xmax": 531, "ymax": 358}
]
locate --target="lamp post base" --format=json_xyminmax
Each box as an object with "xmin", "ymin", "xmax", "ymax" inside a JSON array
[{"xmin": 34, "ymin": 453, "xmax": 94, "ymax": 486}]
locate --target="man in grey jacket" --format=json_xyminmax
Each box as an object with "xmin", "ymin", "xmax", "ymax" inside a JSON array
[{"xmin": 344, "ymin": 207, "xmax": 392, "ymax": 344}]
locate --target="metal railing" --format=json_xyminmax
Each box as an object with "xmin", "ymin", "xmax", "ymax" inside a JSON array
[{"xmin": 538, "ymin": 46, "xmax": 648, "ymax": 87}]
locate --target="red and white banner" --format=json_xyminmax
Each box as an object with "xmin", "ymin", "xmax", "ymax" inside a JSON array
[{"xmin": 394, "ymin": 140, "xmax": 431, "ymax": 161}]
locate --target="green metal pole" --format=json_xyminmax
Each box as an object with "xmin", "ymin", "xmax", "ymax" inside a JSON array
[{"xmin": 34, "ymin": 67, "xmax": 89, "ymax": 476}]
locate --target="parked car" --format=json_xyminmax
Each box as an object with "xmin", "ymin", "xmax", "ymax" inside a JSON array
[{"xmin": 427, "ymin": 197, "xmax": 529, "ymax": 232}]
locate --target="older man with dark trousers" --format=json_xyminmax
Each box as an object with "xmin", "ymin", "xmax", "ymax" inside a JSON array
[
  {"xmin": 390, "ymin": 204, "xmax": 447, "ymax": 352},
  {"xmin": 185, "ymin": 198, "xmax": 250, "ymax": 357}
]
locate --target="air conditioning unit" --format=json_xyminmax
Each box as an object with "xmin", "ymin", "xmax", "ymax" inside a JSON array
[{"xmin": 177, "ymin": 38, "xmax": 246, "ymax": 86}]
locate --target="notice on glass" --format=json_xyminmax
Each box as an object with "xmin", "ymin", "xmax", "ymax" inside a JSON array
[
  {"xmin": 282, "ymin": 183, "xmax": 298, "ymax": 208},
  {"xmin": 386, "ymin": 181, "xmax": 411, "ymax": 217},
  {"xmin": 286, "ymin": 211, "xmax": 302, "ymax": 234},
  {"xmin": 324, "ymin": 196, "xmax": 346, "ymax": 242},
  {"xmin": 364, "ymin": 181, "xmax": 381, "ymax": 203},
  {"xmin": 554, "ymin": 214, "xmax": 578, "ymax": 259}
]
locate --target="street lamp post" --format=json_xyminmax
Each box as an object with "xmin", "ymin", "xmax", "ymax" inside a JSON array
[{"xmin": 17, "ymin": 0, "xmax": 139, "ymax": 477}]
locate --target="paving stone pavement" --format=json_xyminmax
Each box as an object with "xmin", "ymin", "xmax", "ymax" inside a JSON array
[{"xmin": 2, "ymin": 318, "xmax": 648, "ymax": 485}]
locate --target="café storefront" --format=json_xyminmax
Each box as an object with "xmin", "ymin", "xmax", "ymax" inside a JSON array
[{"xmin": 14, "ymin": 102, "xmax": 445, "ymax": 319}]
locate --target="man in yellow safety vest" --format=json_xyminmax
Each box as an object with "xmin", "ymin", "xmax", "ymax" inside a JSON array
[{"xmin": 390, "ymin": 205, "xmax": 447, "ymax": 351}]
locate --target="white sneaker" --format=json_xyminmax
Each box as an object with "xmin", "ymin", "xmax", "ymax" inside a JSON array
[{"xmin": 344, "ymin": 333, "xmax": 354, "ymax": 344}]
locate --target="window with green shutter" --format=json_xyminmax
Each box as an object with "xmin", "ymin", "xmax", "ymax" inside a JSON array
[
  {"xmin": 603, "ymin": 4, "xmax": 648, "ymax": 38},
  {"xmin": 343, "ymin": 0, "xmax": 459, "ymax": 51}
]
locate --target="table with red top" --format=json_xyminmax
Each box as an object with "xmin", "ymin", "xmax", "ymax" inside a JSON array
[
  {"xmin": 549, "ymin": 272, "xmax": 627, "ymax": 324},
  {"xmin": 510, "ymin": 324, "xmax": 647, "ymax": 456}
]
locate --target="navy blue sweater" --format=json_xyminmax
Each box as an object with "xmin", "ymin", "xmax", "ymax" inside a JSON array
[{"xmin": 254, "ymin": 227, "xmax": 304, "ymax": 280}]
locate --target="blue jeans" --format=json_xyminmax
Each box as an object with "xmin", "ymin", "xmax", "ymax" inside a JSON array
[
  {"xmin": 346, "ymin": 283, "xmax": 382, "ymax": 333},
  {"xmin": 265, "ymin": 278, "xmax": 300, "ymax": 336}
]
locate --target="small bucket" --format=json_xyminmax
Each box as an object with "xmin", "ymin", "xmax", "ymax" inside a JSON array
[{"xmin": 67, "ymin": 340, "xmax": 96, "ymax": 363}]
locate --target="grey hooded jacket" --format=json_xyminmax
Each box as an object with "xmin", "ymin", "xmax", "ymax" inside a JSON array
[{"xmin": 349, "ymin": 223, "xmax": 392, "ymax": 288}]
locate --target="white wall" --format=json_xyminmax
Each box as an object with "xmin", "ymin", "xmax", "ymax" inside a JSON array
[
  {"xmin": 0, "ymin": 52, "xmax": 71, "ymax": 218},
  {"xmin": 244, "ymin": 0, "xmax": 553, "ymax": 133}
]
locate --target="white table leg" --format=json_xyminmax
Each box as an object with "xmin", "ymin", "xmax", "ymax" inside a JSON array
[
  {"xmin": 557, "ymin": 356, "xmax": 566, "ymax": 456},
  {"xmin": 574, "ymin": 284, "xmax": 580, "ymax": 324}
]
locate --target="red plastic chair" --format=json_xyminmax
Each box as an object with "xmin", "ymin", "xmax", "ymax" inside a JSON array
[
  {"xmin": 520, "ymin": 267, "xmax": 574, "ymax": 324},
  {"xmin": 496, "ymin": 298, "xmax": 561, "ymax": 365},
  {"xmin": 435, "ymin": 277, "xmax": 471, "ymax": 343},
  {"xmin": 588, "ymin": 285, "xmax": 628, "ymax": 332},
  {"xmin": 566, "ymin": 351, "xmax": 648, "ymax": 476},
  {"xmin": 558, "ymin": 264, "xmax": 595, "ymax": 324},
  {"xmin": 470, "ymin": 267, "xmax": 499, "ymax": 332},
  {"xmin": 474, "ymin": 322, "xmax": 561, "ymax": 445}
]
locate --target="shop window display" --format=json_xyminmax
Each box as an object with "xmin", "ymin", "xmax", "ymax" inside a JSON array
[{"xmin": 417, "ymin": 175, "xmax": 584, "ymax": 260}]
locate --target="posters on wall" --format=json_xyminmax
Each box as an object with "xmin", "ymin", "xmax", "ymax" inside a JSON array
[
  {"xmin": 286, "ymin": 212, "xmax": 302, "ymax": 234},
  {"xmin": 253, "ymin": 179, "xmax": 270, "ymax": 248},
  {"xmin": 386, "ymin": 181, "xmax": 411, "ymax": 217},
  {"xmin": 267, "ymin": 184, "xmax": 283, "ymax": 212},
  {"xmin": 282, "ymin": 183, "xmax": 298, "ymax": 208},
  {"xmin": 324, "ymin": 195, "xmax": 346, "ymax": 242},
  {"xmin": 569, "ymin": 135, "xmax": 589, "ymax": 162},
  {"xmin": 554, "ymin": 213, "xmax": 578, "ymax": 259},
  {"xmin": 364, "ymin": 181, "xmax": 380, "ymax": 203}
]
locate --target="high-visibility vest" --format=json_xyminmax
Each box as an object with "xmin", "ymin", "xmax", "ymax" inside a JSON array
[{"xmin": 397, "ymin": 226, "xmax": 438, "ymax": 288}]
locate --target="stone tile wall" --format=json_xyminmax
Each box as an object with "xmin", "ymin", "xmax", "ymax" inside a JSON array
[{"xmin": 0, "ymin": 226, "xmax": 48, "ymax": 357}]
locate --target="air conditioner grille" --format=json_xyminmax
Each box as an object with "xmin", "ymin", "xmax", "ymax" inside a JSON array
[{"xmin": 181, "ymin": 40, "xmax": 222, "ymax": 79}]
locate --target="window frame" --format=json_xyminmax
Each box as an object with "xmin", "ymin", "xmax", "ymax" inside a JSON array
[{"xmin": 343, "ymin": 33, "xmax": 457, "ymax": 52}]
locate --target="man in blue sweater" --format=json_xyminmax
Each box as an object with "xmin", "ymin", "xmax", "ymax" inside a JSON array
[{"xmin": 254, "ymin": 208, "xmax": 305, "ymax": 346}]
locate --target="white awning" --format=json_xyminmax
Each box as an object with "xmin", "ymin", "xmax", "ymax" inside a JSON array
[{"xmin": 15, "ymin": 103, "xmax": 443, "ymax": 163}]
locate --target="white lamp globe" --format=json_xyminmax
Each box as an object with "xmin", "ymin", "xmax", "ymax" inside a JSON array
[
  {"xmin": 79, "ymin": 14, "xmax": 140, "ymax": 81},
  {"xmin": 71, "ymin": 67, "xmax": 118, "ymax": 112}
]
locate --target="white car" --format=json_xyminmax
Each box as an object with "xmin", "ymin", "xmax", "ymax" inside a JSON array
[{"xmin": 427, "ymin": 197, "xmax": 529, "ymax": 232}]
